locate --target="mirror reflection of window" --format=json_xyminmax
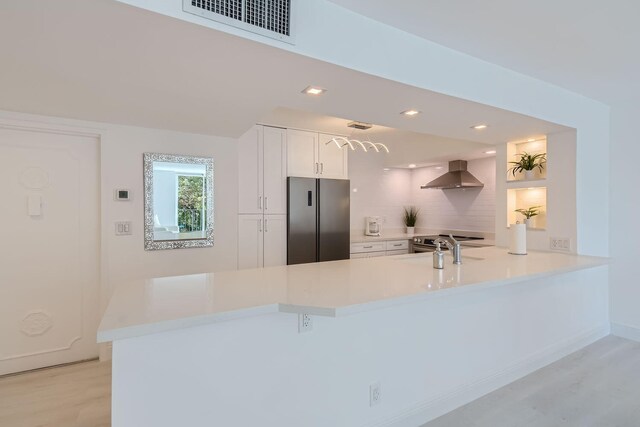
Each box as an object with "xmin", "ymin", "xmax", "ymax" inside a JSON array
[{"xmin": 152, "ymin": 161, "xmax": 207, "ymax": 241}]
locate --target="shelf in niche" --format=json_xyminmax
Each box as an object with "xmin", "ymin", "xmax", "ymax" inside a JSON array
[
  {"xmin": 506, "ymin": 178, "xmax": 547, "ymax": 188},
  {"xmin": 506, "ymin": 225, "xmax": 547, "ymax": 231}
]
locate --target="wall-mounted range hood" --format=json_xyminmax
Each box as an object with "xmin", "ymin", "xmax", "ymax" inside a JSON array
[{"xmin": 420, "ymin": 160, "xmax": 484, "ymax": 190}]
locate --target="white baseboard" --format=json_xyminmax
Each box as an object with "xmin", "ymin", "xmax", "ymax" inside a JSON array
[
  {"xmin": 365, "ymin": 323, "xmax": 610, "ymax": 427},
  {"xmin": 611, "ymin": 322, "xmax": 640, "ymax": 342}
]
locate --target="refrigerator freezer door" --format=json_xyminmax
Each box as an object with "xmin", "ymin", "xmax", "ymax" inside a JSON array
[
  {"xmin": 287, "ymin": 177, "xmax": 318, "ymax": 265},
  {"xmin": 318, "ymin": 179, "xmax": 351, "ymax": 262}
]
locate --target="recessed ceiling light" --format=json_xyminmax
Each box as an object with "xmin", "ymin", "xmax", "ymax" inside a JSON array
[
  {"xmin": 484, "ymin": 150, "xmax": 497, "ymax": 154},
  {"xmin": 401, "ymin": 109, "xmax": 421, "ymax": 117},
  {"xmin": 302, "ymin": 86, "xmax": 326, "ymax": 96},
  {"xmin": 408, "ymin": 164, "xmax": 417, "ymax": 168},
  {"xmin": 471, "ymin": 124, "xmax": 488, "ymax": 130},
  {"xmin": 383, "ymin": 168, "xmax": 390, "ymax": 171},
  {"xmin": 435, "ymin": 166, "xmax": 443, "ymax": 170}
]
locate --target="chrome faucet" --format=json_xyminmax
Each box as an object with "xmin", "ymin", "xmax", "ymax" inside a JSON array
[{"xmin": 434, "ymin": 235, "xmax": 463, "ymax": 265}]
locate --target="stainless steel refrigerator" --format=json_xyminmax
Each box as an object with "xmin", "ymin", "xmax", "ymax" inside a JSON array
[{"xmin": 287, "ymin": 177, "xmax": 350, "ymax": 265}]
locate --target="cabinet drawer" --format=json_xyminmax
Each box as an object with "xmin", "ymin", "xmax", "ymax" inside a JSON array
[
  {"xmin": 385, "ymin": 240, "xmax": 409, "ymax": 251},
  {"xmin": 350, "ymin": 242, "xmax": 386, "ymax": 254},
  {"xmin": 386, "ymin": 249, "xmax": 409, "ymax": 256}
]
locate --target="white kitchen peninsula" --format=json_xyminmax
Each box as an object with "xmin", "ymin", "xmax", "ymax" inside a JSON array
[{"xmin": 99, "ymin": 247, "xmax": 608, "ymax": 427}]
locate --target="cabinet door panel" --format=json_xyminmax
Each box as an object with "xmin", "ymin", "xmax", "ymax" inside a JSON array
[
  {"xmin": 263, "ymin": 215, "xmax": 287, "ymax": 267},
  {"xmin": 287, "ymin": 129, "xmax": 317, "ymax": 178},
  {"xmin": 238, "ymin": 215, "xmax": 264, "ymax": 269},
  {"xmin": 263, "ymin": 127, "xmax": 287, "ymax": 214},
  {"xmin": 238, "ymin": 126, "xmax": 263, "ymax": 214},
  {"xmin": 318, "ymin": 133, "xmax": 348, "ymax": 179}
]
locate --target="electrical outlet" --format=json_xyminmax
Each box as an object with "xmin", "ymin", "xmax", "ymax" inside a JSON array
[
  {"xmin": 550, "ymin": 237, "xmax": 571, "ymax": 252},
  {"xmin": 298, "ymin": 313, "xmax": 313, "ymax": 333},
  {"xmin": 370, "ymin": 382, "xmax": 382, "ymax": 406}
]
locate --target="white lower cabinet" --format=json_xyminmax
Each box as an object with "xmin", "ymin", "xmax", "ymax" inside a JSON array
[
  {"xmin": 350, "ymin": 239, "xmax": 409, "ymax": 259},
  {"xmin": 238, "ymin": 214, "xmax": 286, "ymax": 269}
]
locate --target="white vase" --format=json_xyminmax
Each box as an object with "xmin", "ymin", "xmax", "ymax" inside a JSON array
[
  {"xmin": 524, "ymin": 170, "xmax": 535, "ymax": 180},
  {"xmin": 524, "ymin": 218, "xmax": 533, "ymax": 228},
  {"xmin": 406, "ymin": 226, "xmax": 415, "ymax": 235}
]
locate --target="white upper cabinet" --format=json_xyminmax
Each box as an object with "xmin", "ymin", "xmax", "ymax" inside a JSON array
[
  {"xmin": 287, "ymin": 129, "xmax": 348, "ymax": 179},
  {"xmin": 238, "ymin": 126, "xmax": 263, "ymax": 214},
  {"xmin": 286, "ymin": 129, "xmax": 318, "ymax": 178},
  {"xmin": 262, "ymin": 127, "xmax": 287, "ymax": 214},
  {"xmin": 318, "ymin": 133, "xmax": 348, "ymax": 179},
  {"xmin": 238, "ymin": 125, "xmax": 287, "ymax": 215}
]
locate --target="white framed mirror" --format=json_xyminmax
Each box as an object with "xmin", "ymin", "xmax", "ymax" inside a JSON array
[{"xmin": 143, "ymin": 153, "xmax": 214, "ymax": 250}]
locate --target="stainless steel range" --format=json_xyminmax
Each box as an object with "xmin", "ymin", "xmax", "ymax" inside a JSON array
[{"xmin": 411, "ymin": 234, "xmax": 485, "ymax": 253}]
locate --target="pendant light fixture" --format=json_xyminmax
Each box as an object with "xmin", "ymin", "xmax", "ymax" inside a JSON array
[{"xmin": 324, "ymin": 122, "xmax": 389, "ymax": 153}]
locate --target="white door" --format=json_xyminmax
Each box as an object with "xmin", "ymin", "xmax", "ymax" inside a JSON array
[
  {"xmin": 237, "ymin": 214, "xmax": 264, "ymax": 269},
  {"xmin": 318, "ymin": 133, "xmax": 349, "ymax": 179},
  {"xmin": 286, "ymin": 129, "xmax": 317, "ymax": 178},
  {"xmin": 263, "ymin": 215, "xmax": 287, "ymax": 267},
  {"xmin": 0, "ymin": 127, "xmax": 100, "ymax": 375},
  {"xmin": 238, "ymin": 125, "xmax": 263, "ymax": 214},
  {"xmin": 262, "ymin": 126, "xmax": 287, "ymax": 215}
]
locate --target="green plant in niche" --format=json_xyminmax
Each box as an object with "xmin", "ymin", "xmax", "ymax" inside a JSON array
[
  {"xmin": 515, "ymin": 206, "xmax": 542, "ymax": 219},
  {"xmin": 508, "ymin": 152, "xmax": 547, "ymax": 177},
  {"xmin": 403, "ymin": 206, "xmax": 419, "ymax": 227}
]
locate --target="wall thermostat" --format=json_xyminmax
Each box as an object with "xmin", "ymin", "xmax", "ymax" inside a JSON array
[{"xmin": 114, "ymin": 189, "xmax": 131, "ymax": 201}]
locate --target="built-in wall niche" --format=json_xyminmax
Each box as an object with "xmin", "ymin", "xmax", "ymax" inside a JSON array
[
  {"xmin": 506, "ymin": 138, "xmax": 547, "ymax": 182},
  {"xmin": 507, "ymin": 187, "xmax": 547, "ymax": 230}
]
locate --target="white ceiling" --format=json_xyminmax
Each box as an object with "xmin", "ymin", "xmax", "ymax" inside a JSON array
[
  {"xmin": 328, "ymin": 0, "xmax": 639, "ymax": 105},
  {"xmin": 0, "ymin": 0, "xmax": 567, "ymax": 143}
]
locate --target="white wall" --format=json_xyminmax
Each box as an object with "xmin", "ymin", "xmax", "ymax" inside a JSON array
[
  {"xmin": 411, "ymin": 157, "xmax": 496, "ymax": 233},
  {"xmin": 0, "ymin": 110, "xmax": 240, "ymax": 325},
  {"xmin": 609, "ymin": 103, "xmax": 640, "ymax": 340},
  {"xmin": 348, "ymin": 151, "xmax": 412, "ymax": 232}
]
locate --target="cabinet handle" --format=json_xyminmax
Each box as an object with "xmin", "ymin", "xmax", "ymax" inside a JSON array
[
  {"xmin": 265, "ymin": 218, "xmax": 268, "ymax": 233},
  {"xmin": 258, "ymin": 219, "xmax": 262, "ymax": 232},
  {"xmin": 258, "ymin": 196, "xmax": 262, "ymax": 210},
  {"xmin": 315, "ymin": 162, "xmax": 319, "ymax": 174},
  {"xmin": 265, "ymin": 197, "xmax": 268, "ymax": 211},
  {"xmin": 393, "ymin": 243, "xmax": 402, "ymax": 247},
  {"xmin": 320, "ymin": 163, "xmax": 324, "ymax": 174},
  {"xmin": 363, "ymin": 245, "xmax": 373, "ymax": 249}
]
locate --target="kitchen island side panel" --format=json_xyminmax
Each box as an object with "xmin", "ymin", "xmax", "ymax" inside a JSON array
[{"xmin": 111, "ymin": 266, "xmax": 608, "ymax": 427}]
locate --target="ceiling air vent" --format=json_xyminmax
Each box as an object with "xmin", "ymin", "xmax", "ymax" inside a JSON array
[{"xmin": 184, "ymin": 0, "xmax": 294, "ymax": 44}]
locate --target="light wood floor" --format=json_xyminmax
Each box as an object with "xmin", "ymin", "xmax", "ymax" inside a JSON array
[
  {"xmin": 424, "ymin": 335, "xmax": 640, "ymax": 427},
  {"xmin": 0, "ymin": 336, "xmax": 638, "ymax": 427},
  {"xmin": 0, "ymin": 360, "xmax": 111, "ymax": 427}
]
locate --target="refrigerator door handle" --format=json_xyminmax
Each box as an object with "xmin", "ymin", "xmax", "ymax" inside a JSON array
[{"xmin": 307, "ymin": 190, "xmax": 313, "ymax": 206}]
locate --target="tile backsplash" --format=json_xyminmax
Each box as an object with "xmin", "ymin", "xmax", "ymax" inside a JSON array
[{"xmin": 349, "ymin": 155, "xmax": 496, "ymax": 234}]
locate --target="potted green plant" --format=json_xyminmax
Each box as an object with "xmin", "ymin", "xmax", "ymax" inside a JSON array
[
  {"xmin": 515, "ymin": 206, "xmax": 542, "ymax": 228},
  {"xmin": 403, "ymin": 206, "xmax": 419, "ymax": 235},
  {"xmin": 508, "ymin": 152, "xmax": 546, "ymax": 180}
]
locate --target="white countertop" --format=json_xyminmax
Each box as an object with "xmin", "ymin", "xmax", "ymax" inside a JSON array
[{"xmin": 97, "ymin": 247, "xmax": 606, "ymax": 342}]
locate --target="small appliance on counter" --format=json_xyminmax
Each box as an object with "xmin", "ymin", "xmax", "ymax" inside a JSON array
[{"xmin": 365, "ymin": 216, "xmax": 381, "ymax": 236}]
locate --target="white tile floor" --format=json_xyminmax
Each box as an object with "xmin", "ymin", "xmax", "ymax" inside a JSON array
[{"xmin": 423, "ymin": 335, "xmax": 640, "ymax": 427}]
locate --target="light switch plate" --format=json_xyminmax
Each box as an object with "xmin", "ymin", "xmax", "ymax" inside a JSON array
[{"xmin": 115, "ymin": 221, "xmax": 132, "ymax": 236}]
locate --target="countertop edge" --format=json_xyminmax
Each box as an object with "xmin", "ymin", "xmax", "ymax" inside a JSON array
[{"xmin": 98, "ymin": 256, "xmax": 607, "ymax": 342}]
